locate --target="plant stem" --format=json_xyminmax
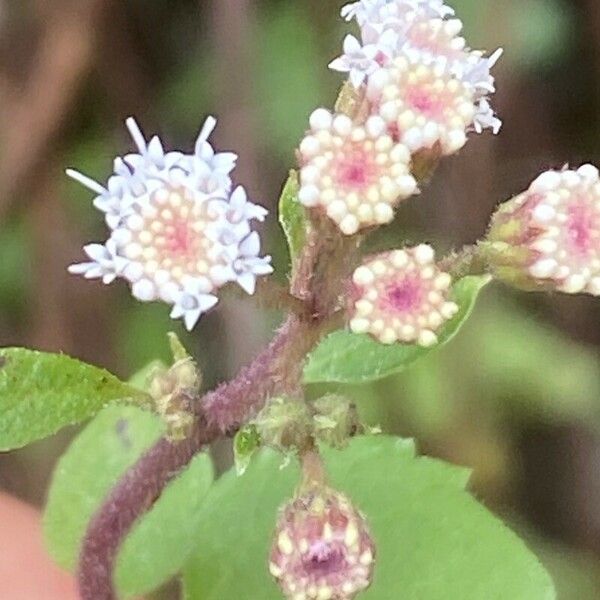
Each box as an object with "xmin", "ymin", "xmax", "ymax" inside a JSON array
[{"xmin": 77, "ymin": 220, "xmax": 359, "ymax": 600}]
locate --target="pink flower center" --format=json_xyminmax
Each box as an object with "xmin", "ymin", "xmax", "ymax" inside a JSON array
[
  {"xmin": 335, "ymin": 145, "xmax": 379, "ymax": 190},
  {"xmin": 303, "ymin": 542, "xmax": 345, "ymax": 577},
  {"xmin": 165, "ymin": 219, "xmax": 195, "ymax": 256},
  {"xmin": 566, "ymin": 199, "xmax": 596, "ymax": 256},
  {"xmin": 406, "ymin": 86, "xmax": 445, "ymax": 119},
  {"xmin": 382, "ymin": 277, "xmax": 423, "ymax": 313}
]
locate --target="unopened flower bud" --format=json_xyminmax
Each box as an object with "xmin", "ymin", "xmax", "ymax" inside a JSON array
[
  {"xmin": 270, "ymin": 486, "xmax": 375, "ymax": 599},
  {"xmin": 349, "ymin": 245, "xmax": 458, "ymax": 347},
  {"xmin": 312, "ymin": 395, "xmax": 363, "ymax": 450},
  {"xmin": 253, "ymin": 397, "xmax": 314, "ymax": 452},
  {"xmin": 148, "ymin": 355, "xmax": 199, "ymax": 441},
  {"xmin": 299, "ymin": 108, "xmax": 417, "ymax": 235},
  {"xmin": 484, "ymin": 165, "xmax": 600, "ymax": 295}
]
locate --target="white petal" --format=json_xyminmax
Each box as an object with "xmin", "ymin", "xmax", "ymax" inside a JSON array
[
  {"xmin": 65, "ymin": 169, "xmax": 106, "ymax": 195},
  {"xmin": 195, "ymin": 116, "xmax": 217, "ymax": 154},
  {"xmin": 147, "ymin": 136, "xmax": 165, "ymax": 164},
  {"xmin": 237, "ymin": 272, "xmax": 257, "ymax": 295},
  {"xmin": 230, "ymin": 186, "xmax": 247, "ymax": 210},
  {"xmin": 125, "ymin": 117, "xmax": 147, "ymax": 153},
  {"xmin": 344, "ymin": 34, "xmax": 361, "ymax": 54},
  {"xmin": 183, "ymin": 308, "xmax": 203, "ymax": 331},
  {"xmin": 239, "ymin": 232, "xmax": 261, "ymax": 257},
  {"xmin": 328, "ymin": 57, "xmax": 349, "ymax": 73}
]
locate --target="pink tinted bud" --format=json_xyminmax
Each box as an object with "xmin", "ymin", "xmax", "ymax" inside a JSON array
[
  {"xmin": 485, "ymin": 165, "xmax": 600, "ymax": 295},
  {"xmin": 269, "ymin": 487, "xmax": 375, "ymax": 600},
  {"xmin": 299, "ymin": 108, "xmax": 417, "ymax": 236},
  {"xmin": 349, "ymin": 245, "xmax": 458, "ymax": 347}
]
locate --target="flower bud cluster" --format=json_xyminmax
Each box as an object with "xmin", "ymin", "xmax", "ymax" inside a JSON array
[
  {"xmin": 270, "ymin": 486, "xmax": 375, "ymax": 600},
  {"xmin": 349, "ymin": 244, "xmax": 458, "ymax": 346},
  {"xmin": 148, "ymin": 357, "xmax": 199, "ymax": 441},
  {"xmin": 331, "ymin": 0, "xmax": 502, "ymax": 150},
  {"xmin": 485, "ymin": 165, "xmax": 600, "ymax": 296},
  {"xmin": 68, "ymin": 117, "xmax": 272, "ymax": 330},
  {"xmin": 299, "ymin": 109, "xmax": 417, "ymax": 235}
]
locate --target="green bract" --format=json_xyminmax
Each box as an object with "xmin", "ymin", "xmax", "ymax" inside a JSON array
[{"xmin": 278, "ymin": 169, "xmax": 309, "ymax": 269}]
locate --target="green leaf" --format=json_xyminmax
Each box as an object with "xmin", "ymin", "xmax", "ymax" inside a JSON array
[
  {"xmin": 303, "ymin": 275, "xmax": 491, "ymax": 384},
  {"xmin": 43, "ymin": 405, "xmax": 213, "ymax": 597},
  {"xmin": 182, "ymin": 436, "xmax": 554, "ymax": 600},
  {"xmin": 0, "ymin": 348, "xmax": 149, "ymax": 450},
  {"xmin": 233, "ymin": 424, "xmax": 261, "ymax": 476},
  {"xmin": 278, "ymin": 170, "xmax": 309, "ymax": 266}
]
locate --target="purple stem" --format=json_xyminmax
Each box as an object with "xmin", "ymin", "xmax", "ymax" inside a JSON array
[{"xmin": 77, "ymin": 315, "xmax": 320, "ymax": 599}]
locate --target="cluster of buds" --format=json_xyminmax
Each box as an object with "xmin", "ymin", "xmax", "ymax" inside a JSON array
[
  {"xmin": 484, "ymin": 165, "xmax": 600, "ymax": 296},
  {"xmin": 270, "ymin": 485, "xmax": 375, "ymax": 600},
  {"xmin": 299, "ymin": 0, "xmax": 501, "ymax": 238},
  {"xmin": 332, "ymin": 0, "xmax": 502, "ymax": 138},
  {"xmin": 299, "ymin": 109, "xmax": 417, "ymax": 235},
  {"xmin": 68, "ymin": 117, "xmax": 273, "ymax": 330},
  {"xmin": 147, "ymin": 339, "xmax": 200, "ymax": 440},
  {"xmin": 349, "ymin": 245, "xmax": 458, "ymax": 346}
]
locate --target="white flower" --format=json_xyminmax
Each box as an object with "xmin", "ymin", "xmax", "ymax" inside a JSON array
[
  {"xmin": 68, "ymin": 239, "xmax": 128, "ymax": 284},
  {"xmin": 170, "ymin": 277, "xmax": 219, "ymax": 331},
  {"xmin": 329, "ymin": 34, "xmax": 383, "ymax": 88},
  {"xmin": 472, "ymin": 98, "xmax": 502, "ymax": 134},
  {"xmin": 231, "ymin": 232, "xmax": 274, "ymax": 294},
  {"xmin": 299, "ymin": 108, "xmax": 417, "ymax": 235},
  {"xmin": 335, "ymin": 0, "xmax": 502, "ymax": 138},
  {"xmin": 341, "ymin": 0, "xmax": 454, "ymax": 26},
  {"xmin": 67, "ymin": 117, "xmax": 272, "ymax": 329},
  {"xmin": 341, "ymin": 0, "xmax": 382, "ymax": 24},
  {"xmin": 349, "ymin": 245, "xmax": 458, "ymax": 346}
]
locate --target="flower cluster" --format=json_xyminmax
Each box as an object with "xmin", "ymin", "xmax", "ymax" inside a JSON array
[
  {"xmin": 331, "ymin": 0, "xmax": 502, "ymax": 151},
  {"xmin": 298, "ymin": 0, "xmax": 501, "ymax": 238},
  {"xmin": 68, "ymin": 117, "xmax": 272, "ymax": 330},
  {"xmin": 299, "ymin": 109, "xmax": 417, "ymax": 235},
  {"xmin": 270, "ymin": 486, "xmax": 375, "ymax": 600},
  {"xmin": 349, "ymin": 245, "xmax": 458, "ymax": 346},
  {"xmin": 485, "ymin": 165, "xmax": 600, "ymax": 296}
]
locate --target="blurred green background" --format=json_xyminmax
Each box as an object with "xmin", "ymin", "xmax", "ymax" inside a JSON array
[{"xmin": 1, "ymin": 0, "xmax": 600, "ymax": 597}]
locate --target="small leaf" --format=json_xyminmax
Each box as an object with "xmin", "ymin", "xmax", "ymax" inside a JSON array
[
  {"xmin": 182, "ymin": 436, "xmax": 554, "ymax": 600},
  {"xmin": 43, "ymin": 405, "xmax": 213, "ymax": 597},
  {"xmin": 233, "ymin": 424, "xmax": 261, "ymax": 475},
  {"xmin": 0, "ymin": 348, "xmax": 150, "ymax": 450},
  {"xmin": 278, "ymin": 170, "xmax": 309, "ymax": 267},
  {"xmin": 303, "ymin": 275, "xmax": 491, "ymax": 384}
]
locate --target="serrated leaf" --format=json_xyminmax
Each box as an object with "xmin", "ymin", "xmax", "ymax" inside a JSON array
[
  {"xmin": 43, "ymin": 405, "xmax": 213, "ymax": 597},
  {"xmin": 0, "ymin": 348, "xmax": 150, "ymax": 450},
  {"xmin": 279, "ymin": 170, "xmax": 309, "ymax": 266},
  {"xmin": 303, "ymin": 275, "xmax": 491, "ymax": 384},
  {"xmin": 182, "ymin": 436, "xmax": 554, "ymax": 600}
]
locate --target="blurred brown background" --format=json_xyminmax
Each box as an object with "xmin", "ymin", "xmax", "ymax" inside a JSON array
[{"xmin": 1, "ymin": 0, "xmax": 600, "ymax": 597}]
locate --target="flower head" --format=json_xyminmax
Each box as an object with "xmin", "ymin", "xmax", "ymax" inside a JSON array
[
  {"xmin": 68, "ymin": 117, "xmax": 272, "ymax": 330},
  {"xmin": 485, "ymin": 165, "xmax": 600, "ymax": 296},
  {"xmin": 332, "ymin": 0, "xmax": 502, "ymax": 146},
  {"xmin": 270, "ymin": 486, "xmax": 375, "ymax": 600},
  {"xmin": 349, "ymin": 245, "xmax": 458, "ymax": 346},
  {"xmin": 366, "ymin": 54, "xmax": 477, "ymax": 155},
  {"xmin": 299, "ymin": 108, "xmax": 417, "ymax": 235}
]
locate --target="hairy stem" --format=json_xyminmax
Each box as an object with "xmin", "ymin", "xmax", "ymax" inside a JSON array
[
  {"xmin": 78, "ymin": 218, "xmax": 358, "ymax": 598},
  {"xmin": 77, "ymin": 84, "xmax": 440, "ymax": 599}
]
